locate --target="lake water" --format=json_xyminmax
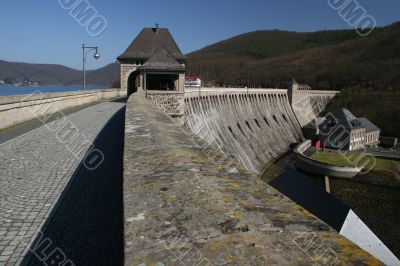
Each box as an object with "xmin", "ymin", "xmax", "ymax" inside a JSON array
[{"xmin": 0, "ymin": 85, "xmax": 110, "ymax": 97}]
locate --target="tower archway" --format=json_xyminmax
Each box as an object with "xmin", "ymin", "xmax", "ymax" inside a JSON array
[{"xmin": 127, "ymin": 71, "xmax": 140, "ymax": 96}]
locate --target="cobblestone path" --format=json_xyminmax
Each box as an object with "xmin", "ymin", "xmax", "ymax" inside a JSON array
[{"xmin": 0, "ymin": 102, "xmax": 125, "ymax": 265}]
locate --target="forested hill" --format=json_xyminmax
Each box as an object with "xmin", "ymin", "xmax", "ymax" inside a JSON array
[
  {"xmin": 187, "ymin": 22, "xmax": 400, "ymax": 90},
  {"xmin": 0, "ymin": 60, "xmax": 119, "ymax": 86},
  {"xmin": 3, "ymin": 22, "xmax": 399, "ymax": 90},
  {"xmin": 1, "ymin": 23, "xmax": 399, "ymax": 136}
]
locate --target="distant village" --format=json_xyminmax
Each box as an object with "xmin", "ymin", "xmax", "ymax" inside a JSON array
[{"xmin": 0, "ymin": 79, "xmax": 40, "ymax": 87}]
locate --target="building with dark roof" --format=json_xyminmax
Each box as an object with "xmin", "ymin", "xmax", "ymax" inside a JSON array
[
  {"xmin": 319, "ymin": 108, "xmax": 380, "ymax": 150},
  {"xmin": 117, "ymin": 24, "xmax": 187, "ymax": 95}
]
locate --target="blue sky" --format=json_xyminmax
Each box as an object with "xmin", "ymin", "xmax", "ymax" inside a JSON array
[{"xmin": 1, "ymin": 0, "xmax": 399, "ymax": 70}]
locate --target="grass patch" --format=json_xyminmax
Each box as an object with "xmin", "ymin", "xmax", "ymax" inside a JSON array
[{"xmin": 311, "ymin": 150, "xmax": 400, "ymax": 172}]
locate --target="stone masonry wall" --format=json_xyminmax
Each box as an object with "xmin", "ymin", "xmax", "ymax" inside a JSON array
[
  {"xmin": 147, "ymin": 91, "xmax": 184, "ymax": 117},
  {"xmin": 120, "ymin": 64, "xmax": 138, "ymax": 91}
]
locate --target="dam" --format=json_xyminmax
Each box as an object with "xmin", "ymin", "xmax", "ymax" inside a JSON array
[
  {"xmin": 0, "ymin": 25, "xmax": 398, "ymax": 266},
  {"xmin": 123, "ymin": 91, "xmax": 379, "ymax": 265},
  {"xmin": 0, "ymin": 85, "xmax": 394, "ymax": 265},
  {"xmin": 184, "ymin": 88, "xmax": 333, "ymax": 174}
]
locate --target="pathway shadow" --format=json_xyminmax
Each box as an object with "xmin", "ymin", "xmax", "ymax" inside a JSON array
[{"xmin": 24, "ymin": 107, "xmax": 126, "ymax": 266}]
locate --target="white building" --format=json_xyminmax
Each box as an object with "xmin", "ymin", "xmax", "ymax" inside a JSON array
[{"xmin": 320, "ymin": 108, "xmax": 380, "ymax": 151}]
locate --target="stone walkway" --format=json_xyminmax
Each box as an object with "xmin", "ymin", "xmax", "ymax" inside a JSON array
[{"xmin": 0, "ymin": 102, "xmax": 125, "ymax": 265}]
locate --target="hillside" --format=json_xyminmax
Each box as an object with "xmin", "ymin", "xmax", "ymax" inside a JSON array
[
  {"xmin": 67, "ymin": 63, "xmax": 119, "ymax": 85},
  {"xmin": 187, "ymin": 22, "xmax": 400, "ymax": 90},
  {"xmin": 1, "ymin": 23, "xmax": 399, "ymax": 136},
  {"xmin": 187, "ymin": 23, "xmax": 400, "ymax": 137},
  {"xmin": 0, "ymin": 60, "xmax": 119, "ymax": 86}
]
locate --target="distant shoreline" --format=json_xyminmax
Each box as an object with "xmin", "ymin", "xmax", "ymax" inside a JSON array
[
  {"xmin": 0, "ymin": 84, "xmax": 108, "ymax": 87},
  {"xmin": 0, "ymin": 85, "xmax": 110, "ymax": 97}
]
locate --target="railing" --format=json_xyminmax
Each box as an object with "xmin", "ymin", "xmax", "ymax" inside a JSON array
[
  {"xmin": 294, "ymin": 140, "xmax": 363, "ymax": 178},
  {"xmin": 184, "ymin": 87, "xmax": 287, "ymax": 98}
]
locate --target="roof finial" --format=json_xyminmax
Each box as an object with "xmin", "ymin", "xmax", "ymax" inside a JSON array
[{"xmin": 155, "ymin": 23, "xmax": 160, "ymax": 33}]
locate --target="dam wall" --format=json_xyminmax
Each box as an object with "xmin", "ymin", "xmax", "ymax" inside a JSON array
[
  {"xmin": 291, "ymin": 90, "xmax": 339, "ymax": 127},
  {"xmin": 0, "ymin": 89, "xmax": 126, "ymax": 130},
  {"xmin": 123, "ymin": 91, "xmax": 380, "ymax": 265},
  {"xmin": 184, "ymin": 88, "xmax": 304, "ymax": 174}
]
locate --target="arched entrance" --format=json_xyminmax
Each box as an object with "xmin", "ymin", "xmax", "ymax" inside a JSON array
[{"xmin": 127, "ymin": 71, "xmax": 140, "ymax": 96}]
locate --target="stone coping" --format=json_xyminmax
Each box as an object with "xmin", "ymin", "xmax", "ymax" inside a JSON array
[
  {"xmin": 0, "ymin": 89, "xmax": 122, "ymax": 105},
  {"xmin": 147, "ymin": 90, "xmax": 184, "ymax": 95},
  {"xmin": 296, "ymin": 90, "xmax": 340, "ymax": 94},
  {"xmin": 123, "ymin": 92, "xmax": 380, "ymax": 265}
]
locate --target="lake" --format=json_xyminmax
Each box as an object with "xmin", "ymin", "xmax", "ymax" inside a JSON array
[{"xmin": 0, "ymin": 85, "xmax": 110, "ymax": 97}]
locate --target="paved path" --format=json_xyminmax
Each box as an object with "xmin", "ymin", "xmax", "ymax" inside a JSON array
[
  {"xmin": 0, "ymin": 101, "xmax": 125, "ymax": 265},
  {"xmin": 26, "ymin": 105, "xmax": 125, "ymax": 266},
  {"xmin": 0, "ymin": 98, "xmax": 125, "ymax": 145}
]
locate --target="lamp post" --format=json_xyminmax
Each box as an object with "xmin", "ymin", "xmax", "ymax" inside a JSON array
[{"xmin": 82, "ymin": 44, "xmax": 100, "ymax": 91}]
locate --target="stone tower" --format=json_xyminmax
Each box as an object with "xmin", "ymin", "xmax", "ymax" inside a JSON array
[{"xmin": 117, "ymin": 25, "xmax": 187, "ymax": 95}]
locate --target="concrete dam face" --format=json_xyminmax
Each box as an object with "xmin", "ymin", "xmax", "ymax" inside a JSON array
[
  {"xmin": 184, "ymin": 89, "xmax": 304, "ymax": 174},
  {"xmin": 291, "ymin": 92, "xmax": 337, "ymax": 127}
]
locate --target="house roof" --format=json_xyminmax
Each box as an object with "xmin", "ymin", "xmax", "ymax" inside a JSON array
[
  {"xmin": 117, "ymin": 27, "xmax": 187, "ymax": 61},
  {"xmin": 332, "ymin": 108, "xmax": 363, "ymax": 130},
  {"xmin": 138, "ymin": 46, "xmax": 185, "ymax": 71},
  {"xmin": 304, "ymin": 117, "xmax": 326, "ymax": 129},
  {"xmin": 357, "ymin": 117, "xmax": 380, "ymax": 133},
  {"xmin": 331, "ymin": 108, "xmax": 380, "ymax": 132}
]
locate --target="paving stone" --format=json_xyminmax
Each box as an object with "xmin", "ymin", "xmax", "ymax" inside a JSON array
[
  {"xmin": 1, "ymin": 250, "xmax": 13, "ymax": 256},
  {"xmin": 0, "ymin": 101, "xmax": 125, "ymax": 264},
  {"xmin": 0, "ymin": 256, "xmax": 10, "ymax": 262}
]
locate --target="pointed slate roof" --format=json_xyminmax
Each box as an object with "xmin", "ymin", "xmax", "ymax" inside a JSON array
[
  {"xmin": 117, "ymin": 27, "xmax": 187, "ymax": 61},
  {"xmin": 357, "ymin": 117, "xmax": 380, "ymax": 133},
  {"xmin": 138, "ymin": 46, "xmax": 185, "ymax": 71},
  {"xmin": 333, "ymin": 108, "xmax": 362, "ymax": 129}
]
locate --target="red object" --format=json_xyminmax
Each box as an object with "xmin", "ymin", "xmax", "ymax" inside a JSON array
[
  {"xmin": 185, "ymin": 76, "xmax": 198, "ymax": 81},
  {"xmin": 315, "ymin": 140, "xmax": 321, "ymax": 149}
]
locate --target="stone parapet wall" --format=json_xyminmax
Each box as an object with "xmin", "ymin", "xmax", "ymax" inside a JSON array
[
  {"xmin": 0, "ymin": 89, "xmax": 126, "ymax": 130},
  {"xmin": 147, "ymin": 91, "xmax": 184, "ymax": 117},
  {"xmin": 123, "ymin": 92, "xmax": 380, "ymax": 265}
]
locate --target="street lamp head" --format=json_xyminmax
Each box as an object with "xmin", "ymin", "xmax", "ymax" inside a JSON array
[{"xmin": 93, "ymin": 52, "xmax": 100, "ymax": 60}]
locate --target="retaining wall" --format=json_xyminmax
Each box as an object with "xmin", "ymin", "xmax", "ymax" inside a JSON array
[
  {"xmin": 0, "ymin": 89, "xmax": 126, "ymax": 130},
  {"xmin": 294, "ymin": 140, "xmax": 362, "ymax": 178}
]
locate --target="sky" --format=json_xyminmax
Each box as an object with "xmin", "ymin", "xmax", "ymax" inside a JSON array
[{"xmin": 1, "ymin": 0, "xmax": 399, "ymax": 70}]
